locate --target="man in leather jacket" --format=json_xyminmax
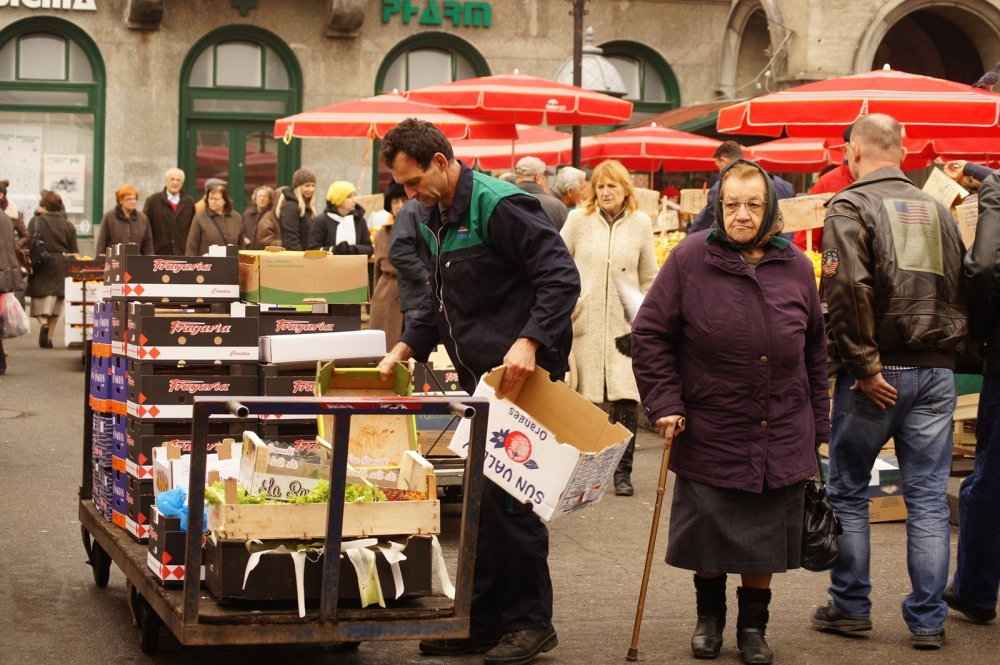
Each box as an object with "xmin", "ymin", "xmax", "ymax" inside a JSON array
[{"xmin": 810, "ymin": 114, "xmax": 968, "ymax": 650}]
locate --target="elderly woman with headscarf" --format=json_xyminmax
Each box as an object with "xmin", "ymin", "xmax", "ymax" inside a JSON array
[
  {"xmin": 631, "ymin": 160, "xmax": 830, "ymax": 665},
  {"xmin": 308, "ymin": 181, "xmax": 374, "ymax": 256},
  {"xmin": 368, "ymin": 182, "xmax": 408, "ymax": 348}
]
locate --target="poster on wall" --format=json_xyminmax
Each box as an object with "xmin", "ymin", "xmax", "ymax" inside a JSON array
[
  {"xmin": 43, "ymin": 154, "xmax": 87, "ymax": 214},
  {"xmin": 0, "ymin": 124, "xmax": 43, "ymax": 218}
]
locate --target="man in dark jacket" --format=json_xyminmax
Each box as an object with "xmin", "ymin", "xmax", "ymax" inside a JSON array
[
  {"xmin": 945, "ymin": 169, "xmax": 1000, "ymax": 625},
  {"xmin": 377, "ymin": 119, "xmax": 580, "ymax": 665},
  {"xmin": 388, "ymin": 197, "xmax": 432, "ymax": 325},
  {"xmin": 514, "ymin": 156, "xmax": 568, "ymax": 230},
  {"xmin": 811, "ymin": 114, "xmax": 968, "ymax": 649},
  {"xmin": 143, "ymin": 168, "xmax": 195, "ymax": 255},
  {"xmin": 0, "ymin": 208, "xmax": 24, "ymax": 374}
]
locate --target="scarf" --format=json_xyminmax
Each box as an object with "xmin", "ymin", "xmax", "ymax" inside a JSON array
[
  {"xmin": 705, "ymin": 159, "xmax": 791, "ymax": 251},
  {"xmin": 328, "ymin": 211, "xmax": 357, "ymax": 246}
]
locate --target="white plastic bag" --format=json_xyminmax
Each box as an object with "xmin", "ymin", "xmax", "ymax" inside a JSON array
[{"xmin": 1, "ymin": 293, "xmax": 30, "ymax": 339}]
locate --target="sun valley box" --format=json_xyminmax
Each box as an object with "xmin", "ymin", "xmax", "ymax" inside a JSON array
[
  {"xmin": 451, "ymin": 366, "xmax": 632, "ymax": 522},
  {"xmin": 239, "ymin": 250, "xmax": 368, "ymax": 305}
]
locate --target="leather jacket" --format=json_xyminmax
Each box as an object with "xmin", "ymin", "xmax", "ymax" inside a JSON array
[
  {"xmin": 966, "ymin": 170, "xmax": 1000, "ymax": 374},
  {"xmin": 821, "ymin": 167, "xmax": 968, "ymax": 378}
]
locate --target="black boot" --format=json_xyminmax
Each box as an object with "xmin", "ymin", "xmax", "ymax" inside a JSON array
[
  {"xmin": 611, "ymin": 402, "xmax": 637, "ymax": 495},
  {"xmin": 692, "ymin": 574, "xmax": 726, "ymax": 659},
  {"xmin": 736, "ymin": 587, "xmax": 773, "ymax": 665}
]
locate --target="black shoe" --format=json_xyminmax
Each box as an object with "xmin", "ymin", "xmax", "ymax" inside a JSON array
[
  {"xmin": 912, "ymin": 628, "xmax": 946, "ymax": 650},
  {"xmin": 692, "ymin": 615, "xmax": 724, "ymax": 659},
  {"xmin": 811, "ymin": 602, "xmax": 872, "ymax": 633},
  {"xmin": 614, "ymin": 472, "xmax": 634, "ymax": 496},
  {"xmin": 483, "ymin": 626, "xmax": 558, "ymax": 665},
  {"xmin": 944, "ymin": 585, "xmax": 997, "ymax": 624},
  {"xmin": 39, "ymin": 324, "xmax": 49, "ymax": 348},
  {"xmin": 418, "ymin": 634, "xmax": 501, "ymax": 655},
  {"xmin": 737, "ymin": 628, "xmax": 773, "ymax": 664}
]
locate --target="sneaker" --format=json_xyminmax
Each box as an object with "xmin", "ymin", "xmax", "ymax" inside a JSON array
[
  {"xmin": 810, "ymin": 602, "xmax": 872, "ymax": 634},
  {"xmin": 418, "ymin": 635, "xmax": 501, "ymax": 655},
  {"xmin": 944, "ymin": 586, "xmax": 997, "ymax": 624},
  {"xmin": 912, "ymin": 629, "xmax": 945, "ymax": 650},
  {"xmin": 484, "ymin": 626, "xmax": 558, "ymax": 665}
]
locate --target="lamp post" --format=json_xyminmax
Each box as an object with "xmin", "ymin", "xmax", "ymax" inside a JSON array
[{"xmin": 571, "ymin": 0, "xmax": 586, "ymax": 167}]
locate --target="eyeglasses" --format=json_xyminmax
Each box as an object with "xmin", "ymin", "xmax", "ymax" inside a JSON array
[
  {"xmin": 722, "ymin": 199, "xmax": 766, "ymax": 215},
  {"xmin": 122, "ymin": 196, "xmax": 138, "ymax": 202}
]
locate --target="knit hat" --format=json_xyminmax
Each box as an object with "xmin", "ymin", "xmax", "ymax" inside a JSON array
[
  {"xmin": 292, "ymin": 168, "xmax": 316, "ymax": 190},
  {"xmin": 662, "ymin": 186, "xmax": 680, "ymax": 198},
  {"xmin": 383, "ymin": 181, "xmax": 407, "ymax": 213},
  {"xmin": 327, "ymin": 181, "xmax": 356, "ymax": 207}
]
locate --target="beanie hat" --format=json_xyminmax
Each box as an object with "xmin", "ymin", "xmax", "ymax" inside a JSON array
[
  {"xmin": 662, "ymin": 186, "xmax": 680, "ymax": 198},
  {"xmin": 292, "ymin": 168, "xmax": 316, "ymax": 190},
  {"xmin": 327, "ymin": 181, "xmax": 356, "ymax": 207},
  {"xmin": 383, "ymin": 181, "xmax": 407, "ymax": 213}
]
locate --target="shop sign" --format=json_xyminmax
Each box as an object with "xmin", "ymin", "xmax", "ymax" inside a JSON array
[
  {"xmin": 382, "ymin": 0, "xmax": 491, "ymax": 28},
  {"xmin": 0, "ymin": 0, "xmax": 97, "ymax": 9}
]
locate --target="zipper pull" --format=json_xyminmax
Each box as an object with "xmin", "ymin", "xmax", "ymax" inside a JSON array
[{"xmin": 439, "ymin": 301, "xmax": 444, "ymax": 312}]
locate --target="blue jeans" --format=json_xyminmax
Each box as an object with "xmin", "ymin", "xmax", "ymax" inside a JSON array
[
  {"xmin": 827, "ymin": 368, "xmax": 955, "ymax": 635},
  {"xmin": 952, "ymin": 372, "xmax": 1000, "ymax": 611}
]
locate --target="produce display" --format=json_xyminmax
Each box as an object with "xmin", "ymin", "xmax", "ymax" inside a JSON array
[
  {"xmin": 655, "ymin": 231, "xmax": 686, "ymax": 266},
  {"xmin": 204, "ymin": 479, "xmax": 425, "ymax": 506},
  {"xmin": 805, "ymin": 250, "xmax": 822, "ymax": 288}
]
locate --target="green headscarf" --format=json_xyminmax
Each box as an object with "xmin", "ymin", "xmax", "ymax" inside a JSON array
[{"xmin": 705, "ymin": 159, "xmax": 790, "ymax": 251}]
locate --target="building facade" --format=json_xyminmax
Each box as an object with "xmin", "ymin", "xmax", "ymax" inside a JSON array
[{"xmin": 1, "ymin": 0, "xmax": 998, "ymax": 251}]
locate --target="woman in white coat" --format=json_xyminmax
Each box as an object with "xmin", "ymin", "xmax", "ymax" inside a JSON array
[{"xmin": 561, "ymin": 159, "xmax": 658, "ymax": 496}]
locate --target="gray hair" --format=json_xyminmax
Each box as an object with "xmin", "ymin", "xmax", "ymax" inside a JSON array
[
  {"xmin": 551, "ymin": 167, "xmax": 586, "ymax": 197},
  {"xmin": 165, "ymin": 167, "xmax": 185, "ymax": 181},
  {"xmin": 496, "ymin": 172, "xmax": 517, "ymax": 184}
]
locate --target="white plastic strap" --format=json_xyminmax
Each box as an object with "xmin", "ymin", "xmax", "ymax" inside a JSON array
[
  {"xmin": 345, "ymin": 546, "xmax": 385, "ymax": 608},
  {"xmin": 431, "ymin": 535, "xmax": 455, "ymax": 599},
  {"xmin": 377, "ymin": 541, "xmax": 408, "ymax": 600},
  {"xmin": 289, "ymin": 550, "xmax": 308, "ymax": 618}
]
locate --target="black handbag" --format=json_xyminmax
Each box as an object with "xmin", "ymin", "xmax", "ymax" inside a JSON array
[
  {"xmin": 802, "ymin": 449, "xmax": 842, "ymax": 572},
  {"xmin": 28, "ymin": 217, "xmax": 51, "ymax": 273}
]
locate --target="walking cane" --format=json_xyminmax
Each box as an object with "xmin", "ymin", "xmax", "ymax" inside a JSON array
[{"xmin": 626, "ymin": 417, "xmax": 685, "ymax": 662}]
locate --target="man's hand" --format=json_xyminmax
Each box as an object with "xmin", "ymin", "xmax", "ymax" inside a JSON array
[
  {"xmin": 654, "ymin": 415, "xmax": 686, "ymax": 449},
  {"xmin": 943, "ymin": 160, "xmax": 967, "ymax": 182},
  {"xmin": 851, "ymin": 372, "xmax": 897, "ymax": 409},
  {"xmin": 378, "ymin": 342, "xmax": 415, "ymax": 381},
  {"xmin": 501, "ymin": 338, "xmax": 539, "ymax": 393}
]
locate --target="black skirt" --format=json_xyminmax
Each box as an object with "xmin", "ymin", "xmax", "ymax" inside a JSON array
[{"xmin": 666, "ymin": 476, "xmax": 805, "ymax": 574}]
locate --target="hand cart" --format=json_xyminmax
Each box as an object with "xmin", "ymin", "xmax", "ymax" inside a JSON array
[{"xmin": 78, "ymin": 363, "xmax": 489, "ymax": 654}]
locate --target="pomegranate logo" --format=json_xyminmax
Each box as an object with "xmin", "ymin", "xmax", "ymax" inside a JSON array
[
  {"xmin": 292, "ymin": 380, "xmax": 315, "ymax": 394},
  {"xmin": 491, "ymin": 429, "xmax": 539, "ymax": 469},
  {"xmin": 167, "ymin": 379, "xmax": 231, "ymax": 393},
  {"xmin": 152, "ymin": 259, "xmax": 213, "ymax": 273},
  {"xmin": 274, "ymin": 319, "xmax": 335, "ymax": 333},
  {"xmin": 168, "ymin": 321, "xmax": 233, "ymax": 335}
]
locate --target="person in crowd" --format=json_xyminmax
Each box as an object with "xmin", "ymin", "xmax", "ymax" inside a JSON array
[
  {"xmin": 143, "ymin": 167, "xmax": 195, "ymax": 255},
  {"xmin": 561, "ymin": 159, "xmax": 658, "ymax": 497},
  {"xmin": 388, "ymin": 195, "xmax": 432, "ymax": 328},
  {"xmin": 632, "ymin": 159, "xmax": 829, "ymax": 665},
  {"xmin": 689, "ymin": 142, "xmax": 795, "ymax": 233},
  {"xmin": 496, "ymin": 172, "xmax": 517, "ymax": 184},
  {"xmin": 551, "ymin": 166, "xmax": 588, "ymax": 212},
  {"xmin": 515, "ymin": 156, "xmax": 568, "ymax": 230},
  {"xmin": 242, "ymin": 185, "xmax": 273, "ymax": 249},
  {"xmin": 95, "ymin": 185, "xmax": 153, "ymax": 255},
  {"xmin": 794, "ymin": 125, "xmax": 857, "ymax": 252},
  {"xmin": 308, "ymin": 181, "xmax": 374, "ymax": 256},
  {"xmin": 945, "ymin": 159, "xmax": 995, "ymax": 184},
  {"xmin": 369, "ymin": 182, "xmax": 408, "ymax": 349},
  {"xmin": 253, "ymin": 204, "xmax": 282, "ymax": 249},
  {"xmin": 0, "ymin": 203, "xmax": 23, "ymax": 373},
  {"xmin": 185, "ymin": 184, "xmax": 242, "ymax": 256},
  {"xmin": 946, "ymin": 169, "xmax": 1000, "ymax": 626},
  {"xmin": 0, "ymin": 179, "xmax": 21, "ymax": 224},
  {"xmin": 811, "ymin": 114, "xmax": 967, "ymax": 650},
  {"xmin": 194, "ymin": 177, "xmax": 229, "ymax": 214},
  {"xmin": 26, "ymin": 191, "xmax": 78, "ymax": 349},
  {"xmin": 377, "ymin": 119, "xmax": 579, "ymax": 665},
  {"xmin": 276, "ymin": 168, "xmax": 317, "ymax": 251},
  {"xmin": 31, "ymin": 189, "xmax": 67, "ymax": 220},
  {"xmin": 0, "ymin": 180, "xmax": 28, "ymax": 306}
]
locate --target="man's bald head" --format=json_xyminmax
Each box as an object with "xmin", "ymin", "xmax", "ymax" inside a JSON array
[{"xmin": 847, "ymin": 113, "xmax": 905, "ymax": 178}]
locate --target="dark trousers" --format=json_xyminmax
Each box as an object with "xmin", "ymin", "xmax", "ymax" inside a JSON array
[
  {"xmin": 0, "ymin": 335, "xmax": 5, "ymax": 372},
  {"xmin": 469, "ymin": 479, "xmax": 553, "ymax": 636}
]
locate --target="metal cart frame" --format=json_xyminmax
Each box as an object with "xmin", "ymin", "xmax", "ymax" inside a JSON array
[{"xmin": 80, "ymin": 379, "xmax": 489, "ymax": 653}]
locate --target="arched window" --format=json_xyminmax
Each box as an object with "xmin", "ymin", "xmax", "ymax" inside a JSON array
[
  {"xmin": 0, "ymin": 18, "xmax": 105, "ymax": 238},
  {"xmin": 600, "ymin": 41, "xmax": 680, "ymax": 122},
  {"xmin": 179, "ymin": 27, "xmax": 302, "ymax": 212}
]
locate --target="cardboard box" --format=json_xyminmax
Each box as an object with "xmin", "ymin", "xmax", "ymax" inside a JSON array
[
  {"xmin": 451, "ymin": 366, "xmax": 632, "ymax": 522},
  {"xmin": 112, "ymin": 467, "xmax": 128, "ymax": 524},
  {"xmin": 127, "ymin": 302, "xmax": 260, "ymax": 364},
  {"xmin": 111, "ymin": 413, "xmax": 127, "ymax": 461},
  {"xmin": 106, "ymin": 244, "xmax": 240, "ymax": 302},
  {"xmin": 64, "ymin": 323, "xmax": 92, "ymax": 346},
  {"xmin": 412, "ymin": 365, "xmax": 463, "ymax": 395},
  {"xmin": 257, "ymin": 304, "xmax": 362, "ymax": 337},
  {"xmin": 111, "ymin": 299, "xmax": 128, "ymax": 357},
  {"xmin": 238, "ymin": 431, "xmax": 331, "ymax": 501},
  {"xmin": 257, "ymin": 364, "xmax": 318, "ymax": 422},
  {"xmin": 92, "ymin": 413, "xmax": 114, "ymax": 466},
  {"xmin": 126, "ymin": 417, "xmax": 240, "ymax": 480},
  {"xmin": 820, "ymin": 456, "xmax": 907, "ymax": 523},
  {"xmin": 92, "ymin": 460, "xmax": 112, "ymax": 521},
  {"xmin": 126, "ymin": 362, "xmax": 258, "ymax": 420},
  {"xmin": 64, "ymin": 276, "xmax": 102, "ymax": 303},
  {"xmin": 125, "ymin": 475, "xmax": 154, "ymax": 541},
  {"xmin": 239, "ymin": 250, "xmax": 368, "ymax": 305},
  {"xmin": 89, "ymin": 354, "xmax": 111, "ymax": 408},
  {"xmin": 64, "ymin": 301, "xmax": 96, "ymax": 326},
  {"xmin": 259, "ymin": 329, "xmax": 385, "ymax": 365},
  {"xmin": 152, "ymin": 440, "xmax": 241, "ymax": 495},
  {"xmin": 146, "ymin": 507, "xmax": 205, "ymax": 584},
  {"xmin": 92, "ymin": 301, "xmax": 112, "ymax": 343}
]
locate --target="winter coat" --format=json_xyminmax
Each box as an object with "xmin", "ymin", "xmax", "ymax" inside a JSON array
[
  {"xmin": 25, "ymin": 212, "xmax": 78, "ymax": 298},
  {"xmin": 631, "ymin": 232, "xmax": 831, "ymax": 492},
  {"xmin": 369, "ymin": 224, "xmax": 403, "ymax": 349},
  {"xmin": 254, "ymin": 209, "xmax": 282, "ymax": 249},
  {"xmin": 561, "ymin": 206, "xmax": 658, "ymax": 403},
  {"xmin": 185, "ymin": 209, "xmax": 243, "ymax": 256},
  {"xmin": 517, "ymin": 181, "xmax": 569, "ymax": 231},
  {"xmin": 966, "ymin": 170, "xmax": 1000, "ymax": 374},
  {"xmin": 0, "ymin": 210, "xmax": 23, "ymax": 294},
  {"xmin": 277, "ymin": 186, "xmax": 315, "ymax": 251},
  {"xmin": 95, "ymin": 206, "xmax": 154, "ymax": 255},
  {"xmin": 143, "ymin": 188, "xmax": 196, "ymax": 256},
  {"xmin": 242, "ymin": 206, "xmax": 270, "ymax": 249},
  {"xmin": 388, "ymin": 199, "xmax": 432, "ymax": 312},
  {"xmin": 308, "ymin": 203, "xmax": 374, "ymax": 255}
]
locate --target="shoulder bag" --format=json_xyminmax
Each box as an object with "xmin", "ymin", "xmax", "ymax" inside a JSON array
[
  {"xmin": 802, "ymin": 449, "xmax": 842, "ymax": 572},
  {"xmin": 28, "ymin": 217, "xmax": 51, "ymax": 273}
]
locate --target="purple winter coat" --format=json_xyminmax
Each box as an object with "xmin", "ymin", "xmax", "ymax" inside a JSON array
[{"xmin": 631, "ymin": 231, "xmax": 830, "ymax": 492}]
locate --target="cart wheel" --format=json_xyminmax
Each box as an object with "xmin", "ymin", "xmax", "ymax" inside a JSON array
[
  {"xmin": 136, "ymin": 595, "xmax": 162, "ymax": 655},
  {"xmin": 91, "ymin": 541, "xmax": 111, "ymax": 588}
]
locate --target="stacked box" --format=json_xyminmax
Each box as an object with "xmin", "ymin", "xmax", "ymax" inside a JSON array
[
  {"xmin": 92, "ymin": 301, "xmax": 113, "ymax": 358},
  {"xmin": 110, "ymin": 356, "xmax": 128, "ymax": 415},
  {"xmin": 63, "ymin": 275, "xmax": 102, "ymax": 347},
  {"xmin": 147, "ymin": 507, "xmax": 204, "ymax": 584},
  {"xmin": 92, "ymin": 460, "xmax": 112, "ymax": 521},
  {"xmin": 126, "ymin": 418, "xmax": 243, "ymax": 481},
  {"xmin": 91, "ymin": 413, "xmax": 114, "ymax": 467},
  {"xmin": 106, "ymin": 243, "xmax": 240, "ymax": 302},
  {"xmin": 127, "ymin": 362, "xmax": 259, "ymax": 421},
  {"xmin": 112, "ymin": 468, "xmax": 128, "ymax": 528},
  {"xmin": 89, "ymin": 355, "xmax": 111, "ymax": 412},
  {"xmin": 126, "ymin": 301, "xmax": 259, "ymax": 364}
]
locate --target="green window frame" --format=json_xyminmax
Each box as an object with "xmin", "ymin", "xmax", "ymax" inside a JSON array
[
  {"xmin": 599, "ymin": 40, "xmax": 680, "ymax": 117},
  {"xmin": 0, "ymin": 17, "xmax": 106, "ymax": 237}
]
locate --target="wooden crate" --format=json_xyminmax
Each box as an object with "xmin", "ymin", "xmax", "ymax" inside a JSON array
[{"xmin": 953, "ymin": 393, "xmax": 978, "ymax": 458}]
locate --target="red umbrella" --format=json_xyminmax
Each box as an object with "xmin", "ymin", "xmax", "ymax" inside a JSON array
[
  {"xmin": 405, "ymin": 72, "xmax": 633, "ymax": 126},
  {"xmin": 932, "ymin": 138, "xmax": 1000, "ymax": 166},
  {"xmin": 749, "ymin": 137, "xmax": 935, "ymax": 172},
  {"xmin": 450, "ymin": 125, "xmax": 600, "ymax": 169},
  {"xmin": 717, "ymin": 68, "xmax": 1000, "ymax": 139},
  {"xmin": 586, "ymin": 125, "xmax": 721, "ymax": 172},
  {"xmin": 273, "ymin": 92, "xmax": 517, "ymax": 141}
]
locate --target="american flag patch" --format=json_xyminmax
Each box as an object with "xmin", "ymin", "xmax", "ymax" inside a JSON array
[{"xmin": 893, "ymin": 200, "xmax": 932, "ymax": 226}]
